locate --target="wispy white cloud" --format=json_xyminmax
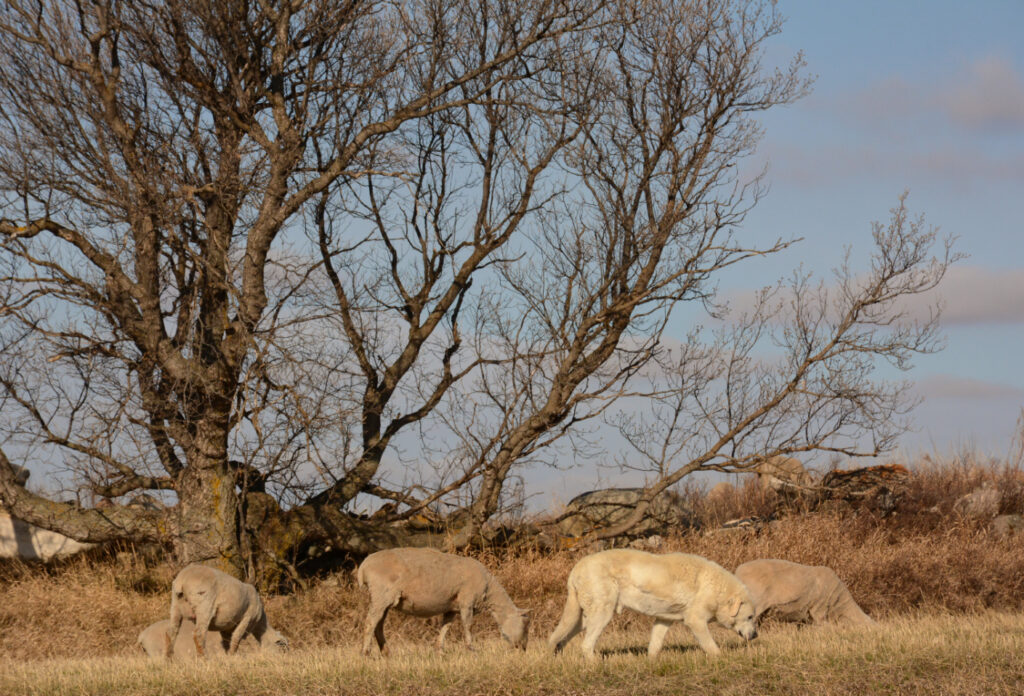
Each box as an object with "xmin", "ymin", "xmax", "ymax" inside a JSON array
[
  {"xmin": 911, "ymin": 374, "xmax": 1024, "ymax": 400},
  {"xmin": 755, "ymin": 54, "xmax": 1024, "ymax": 186},
  {"xmin": 904, "ymin": 266, "xmax": 1024, "ymax": 326},
  {"xmin": 941, "ymin": 55, "xmax": 1024, "ymax": 133},
  {"xmin": 830, "ymin": 54, "xmax": 1024, "ymax": 135},
  {"xmin": 720, "ymin": 265, "xmax": 1024, "ymax": 328}
]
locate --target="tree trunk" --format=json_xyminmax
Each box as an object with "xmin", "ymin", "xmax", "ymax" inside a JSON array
[{"xmin": 175, "ymin": 416, "xmax": 243, "ymax": 576}]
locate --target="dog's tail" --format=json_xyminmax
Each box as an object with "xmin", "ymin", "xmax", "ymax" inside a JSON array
[{"xmin": 547, "ymin": 572, "xmax": 584, "ymax": 653}]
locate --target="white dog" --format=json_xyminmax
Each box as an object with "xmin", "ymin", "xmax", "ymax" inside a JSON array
[{"xmin": 548, "ymin": 549, "xmax": 757, "ymax": 658}]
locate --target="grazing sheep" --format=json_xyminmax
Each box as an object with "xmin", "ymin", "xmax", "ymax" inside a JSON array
[
  {"xmin": 734, "ymin": 559, "xmax": 873, "ymax": 625},
  {"xmin": 137, "ymin": 618, "xmax": 261, "ymax": 659},
  {"xmin": 168, "ymin": 563, "xmax": 288, "ymax": 657},
  {"xmin": 356, "ymin": 547, "xmax": 530, "ymax": 655}
]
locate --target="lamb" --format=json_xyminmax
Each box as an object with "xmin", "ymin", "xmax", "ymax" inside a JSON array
[
  {"xmin": 137, "ymin": 618, "xmax": 260, "ymax": 659},
  {"xmin": 734, "ymin": 559, "xmax": 874, "ymax": 626},
  {"xmin": 356, "ymin": 547, "xmax": 530, "ymax": 655},
  {"xmin": 168, "ymin": 563, "xmax": 288, "ymax": 657}
]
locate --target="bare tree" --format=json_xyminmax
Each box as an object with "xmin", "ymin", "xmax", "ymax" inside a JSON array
[
  {"xmin": 589, "ymin": 197, "xmax": 956, "ymax": 539},
  {"xmin": 0, "ymin": 0, "xmax": 952, "ymax": 575},
  {"xmin": 281, "ymin": 0, "xmax": 814, "ymax": 544},
  {"xmin": 382, "ymin": 4, "xmax": 952, "ymax": 542},
  {"xmin": 434, "ymin": 0, "xmax": 817, "ymax": 542},
  {"xmin": 0, "ymin": 0, "xmax": 603, "ymax": 573}
]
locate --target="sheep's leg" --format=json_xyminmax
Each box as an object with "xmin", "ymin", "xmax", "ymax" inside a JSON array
[
  {"xmin": 228, "ymin": 604, "xmax": 260, "ymax": 654},
  {"xmin": 373, "ymin": 611, "xmax": 388, "ymax": 655},
  {"xmin": 361, "ymin": 595, "xmax": 393, "ymax": 656},
  {"xmin": 579, "ymin": 603, "xmax": 614, "ymax": 660},
  {"xmin": 192, "ymin": 594, "xmax": 218, "ymax": 657},
  {"xmin": 249, "ymin": 612, "xmax": 269, "ymax": 646},
  {"xmin": 684, "ymin": 614, "xmax": 721, "ymax": 656},
  {"xmin": 167, "ymin": 591, "xmax": 186, "ymax": 657},
  {"xmin": 459, "ymin": 603, "xmax": 476, "ymax": 649},
  {"xmin": 436, "ymin": 611, "xmax": 457, "ymax": 651}
]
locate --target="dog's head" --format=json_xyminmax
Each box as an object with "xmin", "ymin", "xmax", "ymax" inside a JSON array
[{"xmin": 719, "ymin": 595, "xmax": 758, "ymax": 641}]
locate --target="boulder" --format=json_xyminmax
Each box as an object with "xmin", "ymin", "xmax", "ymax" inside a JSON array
[
  {"xmin": 953, "ymin": 482, "xmax": 1000, "ymax": 519},
  {"xmin": 555, "ymin": 488, "xmax": 694, "ymax": 538},
  {"xmin": 992, "ymin": 514, "xmax": 1024, "ymax": 537},
  {"xmin": 755, "ymin": 456, "xmax": 813, "ymax": 492}
]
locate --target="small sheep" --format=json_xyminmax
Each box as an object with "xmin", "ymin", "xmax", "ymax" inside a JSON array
[
  {"xmin": 138, "ymin": 618, "xmax": 260, "ymax": 659},
  {"xmin": 356, "ymin": 547, "xmax": 530, "ymax": 655},
  {"xmin": 168, "ymin": 563, "xmax": 288, "ymax": 657},
  {"xmin": 734, "ymin": 558, "xmax": 874, "ymax": 626}
]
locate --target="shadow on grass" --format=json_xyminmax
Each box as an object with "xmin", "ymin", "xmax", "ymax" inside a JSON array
[{"xmin": 598, "ymin": 643, "xmax": 701, "ymax": 658}]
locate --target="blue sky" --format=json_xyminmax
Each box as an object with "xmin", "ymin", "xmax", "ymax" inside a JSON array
[
  {"xmin": 14, "ymin": 1, "xmax": 1023, "ymax": 507},
  {"xmin": 536, "ymin": 1, "xmax": 1024, "ymax": 507},
  {"xmin": 740, "ymin": 0, "xmax": 1024, "ymax": 456}
]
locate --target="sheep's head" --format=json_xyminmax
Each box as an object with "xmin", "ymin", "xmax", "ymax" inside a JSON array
[
  {"xmin": 500, "ymin": 609, "xmax": 530, "ymax": 650},
  {"xmin": 261, "ymin": 627, "xmax": 289, "ymax": 652}
]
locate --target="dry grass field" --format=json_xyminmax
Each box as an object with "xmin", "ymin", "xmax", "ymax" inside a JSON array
[
  {"xmin": 1, "ymin": 455, "xmax": 1023, "ymax": 694},
  {"xmin": 2, "ymin": 613, "xmax": 1023, "ymax": 696}
]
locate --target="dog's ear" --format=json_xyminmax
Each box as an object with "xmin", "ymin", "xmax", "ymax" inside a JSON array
[{"xmin": 729, "ymin": 596, "xmax": 743, "ymax": 617}]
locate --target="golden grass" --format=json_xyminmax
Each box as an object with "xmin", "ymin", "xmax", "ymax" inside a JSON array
[{"xmin": 2, "ymin": 612, "xmax": 1022, "ymax": 695}]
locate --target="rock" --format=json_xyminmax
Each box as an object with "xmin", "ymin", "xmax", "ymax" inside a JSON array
[
  {"xmin": 555, "ymin": 488, "xmax": 694, "ymax": 538},
  {"xmin": 821, "ymin": 464, "xmax": 910, "ymax": 497},
  {"xmin": 721, "ymin": 515, "xmax": 773, "ymax": 531},
  {"xmin": 953, "ymin": 482, "xmax": 1000, "ymax": 519},
  {"xmin": 628, "ymin": 534, "xmax": 665, "ymax": 550},
  {"xmin": 821, "ymin": 464, "xmax": 910, "ymax": 515},
  {"xmin": 755, "ymin": 456, "xmax": 813, "ymax": 492},
  {"xmin": 992, "ymin": 514, "xmax": 1024, "ymax": 537}
]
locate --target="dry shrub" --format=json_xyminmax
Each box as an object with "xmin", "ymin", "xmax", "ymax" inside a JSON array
[
  {"xmin": 0, "ymin": 552, "xmax": 170, "ymax": 660},
  {"xmin": 690, "ymin": 477, "xmax": 782, "ymax": 528},
  {"xmin": 898, "ymin": 453, "xmax": 1024, "ymax": 517}
]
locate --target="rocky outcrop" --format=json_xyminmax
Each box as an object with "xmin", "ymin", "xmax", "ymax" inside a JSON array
[{"xmin": 555, "ymin": 488, "xmax": 695, "ymax": 538}]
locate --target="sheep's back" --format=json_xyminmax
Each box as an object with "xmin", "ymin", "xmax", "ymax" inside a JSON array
[{"xmin": 359, "ymin": 548, "xmax": 490, "ymax": 615}]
